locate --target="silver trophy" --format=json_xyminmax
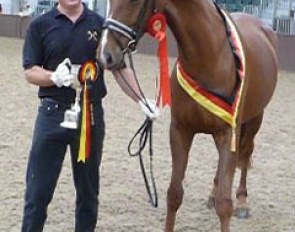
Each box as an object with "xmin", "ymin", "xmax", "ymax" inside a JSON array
[{"xmin": 60, "ymin": 65, "xmax": 81, "ymax": 129}]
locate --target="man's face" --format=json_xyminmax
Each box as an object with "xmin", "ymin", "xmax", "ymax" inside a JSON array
[{"xmin": 58, "ymin": 0, "xmax": 82, "ymax": 9}]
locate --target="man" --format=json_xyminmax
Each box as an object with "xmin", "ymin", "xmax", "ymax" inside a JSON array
[{"xmin": 21, "ymin": 0, "xmax": 158, "ymax": 231}]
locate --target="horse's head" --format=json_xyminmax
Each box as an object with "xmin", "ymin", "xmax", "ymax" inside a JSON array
[{"xmin": 97, "ymin": 0, "xmax": 166, "ymax": 70}]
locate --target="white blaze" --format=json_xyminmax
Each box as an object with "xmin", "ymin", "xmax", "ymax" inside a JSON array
[{"xmin": 100, "ymin": 0, "xmax": 113, "ymax": 66}]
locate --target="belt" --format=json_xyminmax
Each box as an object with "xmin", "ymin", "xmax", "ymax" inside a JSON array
[
  {"xmin": 41, "ymin": 97, "xmax": 102, "ymax": 108},
  {"xmin": 40, "ymin": 97, "xmax": 73, "ymax": 109}
]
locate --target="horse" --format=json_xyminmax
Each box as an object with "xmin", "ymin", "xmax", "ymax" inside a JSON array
[{"xmin": 97, "ymin": 0, "xmax": 278, "ymax": 231}]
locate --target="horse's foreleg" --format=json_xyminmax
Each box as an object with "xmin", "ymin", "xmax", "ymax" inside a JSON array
[
  {"xmin": 165, "ymin": 121, "xmax": 193, "ymax": 232},
  {"xmin": 213, "ymin": 129, "xmax": 237, "ymax": 232}
]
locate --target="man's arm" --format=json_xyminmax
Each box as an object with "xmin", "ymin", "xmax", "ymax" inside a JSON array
[
  {"xmin": 25, "ymin": 58, "xmax": 74, "ymax": 88},
  {"xmin": 24, "ymin": 65, "xmax": 54, "ymax": 87}
]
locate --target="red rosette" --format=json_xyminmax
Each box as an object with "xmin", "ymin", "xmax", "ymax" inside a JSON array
[{"xmin": 146, "ymin": 13, "xmax": 171, "ymax": 107}]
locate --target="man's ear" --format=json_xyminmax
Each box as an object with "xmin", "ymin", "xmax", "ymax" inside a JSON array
[{"xmin": 155, "ymin": 0, "xmax": 168, "ymax": 12}]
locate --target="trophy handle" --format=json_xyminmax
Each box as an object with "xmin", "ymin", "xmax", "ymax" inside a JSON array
[{"xmin": 60, "ymin": 64, "xmax": 81, "ymax": 129}]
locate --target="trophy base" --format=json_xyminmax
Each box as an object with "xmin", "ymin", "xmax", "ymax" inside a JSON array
[
  {"xmin": 60, "ymin": 109, "xmax": 80, "ymax": 129},
  {"xmin": 60, "ymin": 121, "xmax": 78, "ymax": 129}
]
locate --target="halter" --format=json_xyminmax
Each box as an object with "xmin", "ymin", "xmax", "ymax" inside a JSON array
[{"xmin": 103, "ymin": 0, "xmax": 155, "ymax": 53}]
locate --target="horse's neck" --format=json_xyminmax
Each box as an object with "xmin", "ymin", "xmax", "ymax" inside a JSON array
[{"xmin": 164, "ymin": 0, "xmax": 236, "ymax": 94}]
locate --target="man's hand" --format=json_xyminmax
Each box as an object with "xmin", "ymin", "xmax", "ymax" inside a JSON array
[
  {"xmin": 139, "ymin": 99, "xmax": 160, "ymax": 121},
  {"xmin": 50, "ymin": 58, "xmax": 74, "ymax": 87}
]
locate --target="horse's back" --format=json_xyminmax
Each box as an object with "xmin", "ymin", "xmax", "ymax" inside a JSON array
[{"xmin": 231, "ymin": 13, "xmax": 278, "ymax": 122}]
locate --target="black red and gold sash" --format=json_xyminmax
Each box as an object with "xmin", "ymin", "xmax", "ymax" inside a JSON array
[{"xmin": 176, "ymin": 10, "xmax": 246, "ymax": 150}]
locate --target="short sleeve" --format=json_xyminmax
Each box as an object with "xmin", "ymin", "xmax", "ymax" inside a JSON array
[{"xmin": 22, "ymin": 20, "xmax": 43, "ymax": 69}]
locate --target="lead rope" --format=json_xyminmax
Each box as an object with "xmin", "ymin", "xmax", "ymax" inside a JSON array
[
  {"xmin": 127, "ymin": 118, "xmax": 158, "ymax": 207},
  {"xmin": 117, "ymin": 51, "xmax": 158, "ymax": 208}
]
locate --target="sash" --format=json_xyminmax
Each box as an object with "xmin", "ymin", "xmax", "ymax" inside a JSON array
[{"xmin": 176, "ymin": 10, "xmax": 246, "ymax": 150}]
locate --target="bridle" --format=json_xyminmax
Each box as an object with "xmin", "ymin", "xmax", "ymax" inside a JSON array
[{"xmin": 103, "ymin": 0, "xmax": 155, "ymax": 53}]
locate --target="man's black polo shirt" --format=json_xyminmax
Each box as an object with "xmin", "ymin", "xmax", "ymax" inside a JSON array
[{"xmin": 23, "ymin": 5, "xmax": 107, "ymax": 103}]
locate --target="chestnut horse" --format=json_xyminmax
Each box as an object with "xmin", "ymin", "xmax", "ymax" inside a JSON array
[{"xmin": 97, "ymin": 0, "xmax": 278, "ymax": 231}]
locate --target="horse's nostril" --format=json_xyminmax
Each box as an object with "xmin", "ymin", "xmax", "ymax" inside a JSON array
[
  {"xmin": 105, "ymin": 52, "xmax": 113, "ymax": 65},
  {"xmin": 101, "ymin": 50, "xmax": 122, "ymax": 69}
]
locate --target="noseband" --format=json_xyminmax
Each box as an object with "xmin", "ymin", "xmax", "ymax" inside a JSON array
[{"xmin": 103, "ymin": 0, "xmax": 155, "ymax": 53}]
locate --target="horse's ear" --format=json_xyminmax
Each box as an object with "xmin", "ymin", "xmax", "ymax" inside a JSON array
[{"xmin": 155, "ymin": 0, "xmax": 168, "ymax": 12}]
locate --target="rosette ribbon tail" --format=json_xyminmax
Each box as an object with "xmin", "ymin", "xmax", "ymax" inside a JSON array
[{"xmin": 147, "ymin": 13, "xmax": 171, "ymax": 107}]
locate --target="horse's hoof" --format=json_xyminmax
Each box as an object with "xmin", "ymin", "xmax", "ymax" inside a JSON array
[
  {"xmin": 207, "ymin": 196, "xmax": 215, "ymax": 209},
  {"xmin": 235, "ymin": 207, "xmax": 250, "ymax": 219}
]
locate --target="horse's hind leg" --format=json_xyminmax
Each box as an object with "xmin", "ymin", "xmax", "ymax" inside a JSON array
[
  {"xmin": 207, "ymin": 165, "xmax": 219, "ymax": 209},
  {"xmin": 165, "ymin": 121, "xmax": 194, "ymax": 232},
  {"xmin": 235, "ymin": 113, "xmax": 264, "ymax": 219},
  {"xmin": 213, "ymin": 128, "xmax": 237, "ymax": 232}
]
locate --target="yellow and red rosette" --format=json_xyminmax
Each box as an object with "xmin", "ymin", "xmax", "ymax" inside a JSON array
[
  {"xmin": 146, "ymin": 13, "xmax": 171, "ymax": 107},
  {"xmin": 77, "ymin": 61, "xmax": 97, "ymax": 163}
]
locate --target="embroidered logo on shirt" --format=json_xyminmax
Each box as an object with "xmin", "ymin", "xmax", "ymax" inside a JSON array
[{"xmin": 87, "ymin": 31, "xmax": 98, "ymax": 41}]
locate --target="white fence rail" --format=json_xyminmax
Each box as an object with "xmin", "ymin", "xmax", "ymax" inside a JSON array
[
  {"xmin": 241, "ymin": 0, "xmax": 295, "ymax": 34},
  {"xmin": 276, "ymin": 17, "xmax": 295, "ymax": 34}
]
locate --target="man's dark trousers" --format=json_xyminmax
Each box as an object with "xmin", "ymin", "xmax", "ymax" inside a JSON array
[{"xmin": 21, "ymin": 99, "xmax": 105, "ymax": 232}]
